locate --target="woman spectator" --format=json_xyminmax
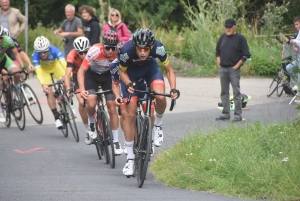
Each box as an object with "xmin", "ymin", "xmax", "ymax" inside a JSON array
[
  {"xmin": 79, "ymin": 5, "xmax": 100, "ymax": 46},
  {"xmin": 102, "ymin": 8, "xmax": 131, "ymax": 43}
]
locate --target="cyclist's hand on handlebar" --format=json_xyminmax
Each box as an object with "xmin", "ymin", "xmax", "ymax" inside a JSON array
[
  {"xmin": 170, "ymin": 89, "xmax": 180, "ymax": 99},
  {"xmin": 81, "ymin": 90, "xmax": 89, "ymax": 100},
  {"xmin": 126, "ymin": 82, "xmax": 135, "ymax": 94},
  {"xmin": 28, "ymin": 65, "xmax": 35, "ymax": 72},
  {"xmin": 66, "ymin": 88, "xmax": 73, "ymax": 98},
  {"xmin": 43, "ymin": 85, "xmax": 50, "ymax": 94},
  {"xmin": 115, "ymin": 97, "xmax": 123, "ymax": 105}
]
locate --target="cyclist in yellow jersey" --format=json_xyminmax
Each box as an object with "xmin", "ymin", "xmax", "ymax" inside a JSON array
[{"xmin": 32, "ymin": 36, "xmax": 67, "ymax": 129}]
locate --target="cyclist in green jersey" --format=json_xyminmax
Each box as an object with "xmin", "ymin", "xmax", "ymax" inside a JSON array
[{"xmin": 0, "ymin": 25, "xmax": 25, "ymax": 122}]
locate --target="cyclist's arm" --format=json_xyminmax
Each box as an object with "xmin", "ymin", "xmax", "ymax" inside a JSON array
[
  {"xmin": 20, "ymin": 51, "xmax": 34, "ymax": 71},
  {"xmin": 64, "ymin": 66, "xmax": 73, "ymax": 90},
  {"xmin": 58, "ymin": 58, "xmax": 67, "ymax": 71},
  {"xmin": 77, "ymin": 65, "xmax": 87, "ymax": 92},
  {"xmin": 119, "ymin": 66, "xmax": 131, "ymax": 86},
  {"xmin": 12, "ymin": 47, "xmax": 24, "ymax": 69},
  {"xmin": 112, "ymin": 81, "xmax": 121, "ymax": 99},
  {"xmin": 163, "ymin": 62, "xmax": 176, "ymax": 90}
]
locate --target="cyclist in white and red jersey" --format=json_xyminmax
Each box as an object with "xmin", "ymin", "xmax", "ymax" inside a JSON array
[
  {"xmin": 65, "ymin": 36, "xmax": 90, "ymax": 142},
  {"xmin": 77, "ymin": 30, "xmax": 123, "ymax": 155}
]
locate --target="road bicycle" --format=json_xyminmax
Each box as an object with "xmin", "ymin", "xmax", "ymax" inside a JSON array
[
  {"xmin": 0, "ymin": 70, "xmax": 25, "ymax": 130},
  {"xmin": 85, "ymin": 89, "xmax": 115, "ymax": 168},
  {"xmin": 19, "ymin": 72, "xmax": 43, "ymax": 124},
  {"xmin": 126, "ymin": 89, "xmax": 175, "ymax": 188},
  {"xmin": 48, "ymin": 76, "xmax": 79, "ymax": 142}
]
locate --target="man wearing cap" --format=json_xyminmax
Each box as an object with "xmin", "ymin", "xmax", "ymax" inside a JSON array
[{"xmin": 215, "ymin": 18, "xmax": 251, "ymax": 122}]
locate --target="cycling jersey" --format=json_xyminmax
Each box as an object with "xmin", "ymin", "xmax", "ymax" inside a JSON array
[
  {"xmin": 0, "ymin": 36, "xmax": 15, "ymax": 62},
  {"xmin": 66, "ymin": 49, "xmax": 83, "ymax": 74},
  {"xmin": 81, "ymin": 43, "xmax": 116, "ymax": 74},
  {"xmin": 119, "ymin": 40, "xmax": 169, "ymax": 71},
  {"xmin": 110, "ymin": 58, "xmax": 120, "ymax": 83},
  {"xmin": 32, "ymin": 45, "xmax": 66, "ymax": 85},
  {"xmin": 6, "ymin": 38, "xmax": 22, "ymax": 61}
]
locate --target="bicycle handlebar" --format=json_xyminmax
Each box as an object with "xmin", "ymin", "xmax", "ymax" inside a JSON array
[
  {"xmin": 126, "ymin": 89, "xmax": 176, "ymax": 111},
  {"xmin": 82, "ymin": 89, "xmax": 112, "ymax": 107},
  {"xmin": 48, "ymin": 79, "xmax": 64, "ymax": 87}
]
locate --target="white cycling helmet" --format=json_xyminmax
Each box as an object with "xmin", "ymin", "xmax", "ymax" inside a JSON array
[
  {"xmin": 3, "ymin": 27, "xmax": 11, "ymax": 37},
  {"xmin": 34, "ymin": 36, "xmax": 50, "ymax": 52},
  {"xmin": 73, "ymin": 36, "xmax": 90, "ymax": 52}
]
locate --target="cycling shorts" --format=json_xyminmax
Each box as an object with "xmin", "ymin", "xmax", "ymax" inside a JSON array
[
  {"xmin": 0, "ymin": 54, "xmax": 18, "ymax": 71},
  {"xmin": 121, "ymin": 59, "xmax": 165, "ymax": 98},
  {"xmin": 85, "ymin": 69, "xmax": 115, "ymax": 101},
  {"xmin": 35, "ymin": 63, "xmax": 66, "ymax": 85}
]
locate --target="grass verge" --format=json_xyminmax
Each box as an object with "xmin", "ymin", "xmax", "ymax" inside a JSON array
[{"xmin": 151, "ymin": 122, "xmax": 300, "ymax": 201}]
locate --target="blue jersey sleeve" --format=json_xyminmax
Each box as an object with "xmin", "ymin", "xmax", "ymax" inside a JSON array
[
  {"xmin": 32, "ymin": 52, "xmax": 40, "ymax": 67},
  {"xmin": 50, "ymin": 46, "xmax": 64, "ymax": 61},
  {"xmin": 110, "ymin": 59, "xmax": 120, "ymax": 83}
]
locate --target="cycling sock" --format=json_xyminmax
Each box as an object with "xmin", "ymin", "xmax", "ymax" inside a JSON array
[
  {"xmin": 84, "ymin": 124, "xmax": 89, "ymax": 133},
  {"xmin": 154, "ymin": 113, "xmax": 163, "ymax": 126},
  {"xmin": 112, "ymin": 130, "xmax": 119, "ymax": 143},
  {"xmin": 52, "ymin": 108, "xmax": 59, "ymax": 120},
  {"xmin": 126, "ymin": 141, "xmax": 134, "ymax": 159},
  {"xmin": 88, "ymin": 115, "xmax": 95, "ymax": 124}
]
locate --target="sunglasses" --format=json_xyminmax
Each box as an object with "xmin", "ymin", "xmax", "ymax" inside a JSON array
[
  {"xmin": 111, "ymin": 14, "xmax": 119, "ymax": 17},
  {"xmin": 104, "ymin": 46, "xmax": 116, "ymax": 51},
  {"xmin": 136, "ymin": 46, "xmax": 151, "ymax": 52},
  {"xmin": 77, "ymin": 51, "xmax": 88, "ymax": 55},
  {"xmin": 38, "ymin": 50, "xmax": 49, "ymax": 55}
]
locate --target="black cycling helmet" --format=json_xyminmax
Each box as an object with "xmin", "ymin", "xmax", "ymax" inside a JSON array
[
  {"xmin": 132, "ymin": 28, "xmax": 155, "ymax": 48},
  {"xmin": 102, "ymin": 30, "xmax": 119, "ymax": 46}
]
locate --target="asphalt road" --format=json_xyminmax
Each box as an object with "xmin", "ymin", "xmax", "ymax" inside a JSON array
[{"xmin": 0, "ymin": 76, "xmax": 297, "ymax": 201}]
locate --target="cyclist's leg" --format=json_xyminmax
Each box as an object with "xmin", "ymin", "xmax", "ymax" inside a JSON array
[
  {"xmin": 73, "ymin": 74, "xmax": 88, "ymax": 133},
  {"xmin": 84, "ymin": 70, "xmax": 98, "ymax": 140},
  {"xmin": 286, "ymin": 60, "xmax": 298, "ymax": 88},
  {"xmin": 100, "ymin": 71, "xmax": 123, "ymax": 154},
  {"xmin": 144, "ymin": 64, "xmax": 165, "ymax": 147}
]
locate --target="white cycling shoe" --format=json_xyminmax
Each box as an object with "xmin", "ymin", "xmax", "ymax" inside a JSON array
[
  {"xmin": 153, "ymin": 125, "xmax": 164, "ymax": 147},
  {"xmin": 114, "ymin": 142, "xmax": 123, "ymax": 155},
  {"xmin": 55, "ymin": 119, "xmax": 63, "ymax": 129},
  {"xmin": 0, "ymin": 112, "xmax": 6, "ymax": 123},
  {"xmin": 88, "ymin": 123, "xmax": 97, "ymax": 139},
  {"xmin": 123, "ymin": 159, "xmax": 135, "ymax": 176}
]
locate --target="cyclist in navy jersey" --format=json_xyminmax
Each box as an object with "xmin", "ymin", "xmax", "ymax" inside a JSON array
[{"xmin": 118, "ymin": 28, "xmax": 180, "ymax": 176}]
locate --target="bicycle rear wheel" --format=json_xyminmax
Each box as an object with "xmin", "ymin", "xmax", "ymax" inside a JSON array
[
  {"xmin": 99, "ymin": 110, "xmax": 115, "ymax": 168},
  {"xmin": 63, "ymin": 95, "xmax": 79, "ymax": 142},
  {"xmin": 1, "ymin": 93, "xmax": 11, "ymax": 127},
  {"xmin": 22, "ymin": 83, "xmax": 43, "ymax": 124},
  {"xmin": 267, "ymin": 73, "xmax": 279, "ymax": 97},
  {"xmin": 95, "ymin": 110, "xmax": 104, "ymax": 160},
  {"xmin": 136, "ymin": 116, "xmax": 152, "ymax": 188},
  {"xmin": 11, "ymin": 85, "xmax": 25, "ymax": 130},
  {"xmin": 58, "ymin": 96, "xmax": 68, "ymax": 137}
]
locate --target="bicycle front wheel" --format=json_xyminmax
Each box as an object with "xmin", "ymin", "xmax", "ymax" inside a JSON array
[
  {"xmin": 58, "ymin": 96, "xmax": 68, "ymax": 137},
  {"xmin": 136, "ymin": 116, "xmax": 152, "ymax": 188},
  {"xmin": 11, "ymin": 85, "xmax": 26, "ymax": 130},
  {"xmin": 1, "ymin": 93, "xmax": 11, "ymax": 127},
  {"xmin": 276, "ymin": 81, "xmax": 284, "ymax": 97},
  {"xmin": 63, "ymin": 95, "xmax": 79, "ymax": 142},
  {"xmin": 99, "ymin": 110, "xmax": 115, "ymax": 168},
  {"xmin": 22, "ymin": 83, "xmax": 43, "ymax": 124},
  {"xmin": 267, "ymin": 73, "xmax": 279, "ymax": 97}
]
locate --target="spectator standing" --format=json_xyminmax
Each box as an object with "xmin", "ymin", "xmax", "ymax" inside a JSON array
[
  {"xmin": 79, "ymin": 5, "xmax": 100, "ymax": 46},
  {"xmin": 215, "ymin": 19, "xmax": 251, "ymax": 122},
  {"xmin": 0, "ymin": 0, "xmax": 27, "ymax": 39},
  {"xmin": 102, "ymin": 8, "xmax": 131, "ymax": 43},
  {"xmin": 54, "ymin": 4, "xmax": 83, "ymax": 58}
]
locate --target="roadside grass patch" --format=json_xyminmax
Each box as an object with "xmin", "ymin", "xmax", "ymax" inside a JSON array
[{"xmin": 151, "ymin": 122, "xmax": 300, "ymax": 201}]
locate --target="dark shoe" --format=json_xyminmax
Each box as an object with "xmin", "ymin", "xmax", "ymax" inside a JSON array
[
  {"xmin": 233, "ymin": 117, "xmax": 242, "ymax": 122},
  {"xmin": 216, "ymin": 116, "xmax": 230, "ymax": 121}
]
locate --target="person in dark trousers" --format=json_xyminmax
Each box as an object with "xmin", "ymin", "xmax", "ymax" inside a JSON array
[
  {"xmin": 215, "ymin": 18, "xmax": 251, "ymax": 122},
  {"xmin": 79, "ymin": 5, "xmax": 101, "ymax": 46}
]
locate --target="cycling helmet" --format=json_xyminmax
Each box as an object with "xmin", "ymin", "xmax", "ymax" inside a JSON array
[
  {"xmin": 132, "ymin": 28, "xmax": 155, "ymax": 48},
  {"xmin": 73, "ymin": 36, "xmax": 90, "ymax": 52},
  {"xmin": 0, "ymin": 25, "xmax": 5, "ymax": 37},
  {"xmin": 102, "ymin": 30, "xmax": 119, "ymax": 46},
  {"xmin": 34, "ymin": 36, "xmax": 50, "ymax": 52},
  {"xmin": 3, "ymin": 27, "xmax": 11, "ymax": 37}
]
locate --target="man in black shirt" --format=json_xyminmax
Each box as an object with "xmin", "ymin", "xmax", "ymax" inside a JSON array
[{"xmin": 216, "ymin": 19, "xmax": 251, "ymax": 122}]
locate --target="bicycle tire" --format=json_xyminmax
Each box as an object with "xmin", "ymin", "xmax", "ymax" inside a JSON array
[
  {"xmin": 100, "ymin": 110, "xmax": 115, "ymax": 168},
  {"xmin": 276, "ymin": 81, "xmax": 284, "ymax": 97},
  {"xmin": 95, "ymin": 110, "xmax": 104, "ymax": 160},
  {"xmin": 58, "ymin": 96, "xmax": 68, "ymax": 137},
  {"xmin": 1, "ymin": 94, "xmax": 11, "ymax": 127},
  {"xmin": 136, "ymin": 116, "xmax": 152, "ymax": 188},
  {"xmin": 22, "ymin": 83, "xmax": 43, "ymax": 124},
  {"xmin": 11, "ymin": 85, "xmax": 26, "ymax": 130},
  {"xmin": 267, "ymin": 73, "xmax": 279, "ymax": 97},
  {"xmin": 63, "ymin": 95, "xmax": 79, "ymax": 142}
]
